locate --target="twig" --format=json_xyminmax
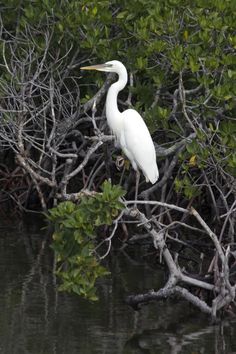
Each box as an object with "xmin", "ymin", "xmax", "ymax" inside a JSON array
[
  {"xmin": 82, "ymin": 73, "xmax": 115, "ymax": 113},
  {"xmin": 96, "ymin": 210, "xmax": 125, "ymax": 259}
]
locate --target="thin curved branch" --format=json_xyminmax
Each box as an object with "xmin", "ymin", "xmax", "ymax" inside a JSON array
[{"xmin": 82, "ymin": 73, "xmax": 116, "ymax": 113}]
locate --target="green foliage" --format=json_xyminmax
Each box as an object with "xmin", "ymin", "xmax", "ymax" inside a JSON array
[
  {"xmin": 220, "ymin": 121, "xmax": 236, "ymax": 148},
  {"xmin": 2, "ymin": 1, "xmax": 236, "ymax": 200},
  {"xmin": 183, "ymin": 120, "xmax": 236, "ymax": 178},
  {"xmin": 47, "ymin": 181, "xmax": 125, "ymax": 300},
  {"xmin": 175, "ymin": 175, "xmax": 200, "ymax": 199},
  {"xmin": 3, "ymin": 1, "xmax": 235, "ymax": 114},
  {"xmin": 219, "ymin": 121, "xmax": 236, "ymax": 175}
]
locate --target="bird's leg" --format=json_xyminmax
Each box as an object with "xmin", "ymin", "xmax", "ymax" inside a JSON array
[{"xmin": 134, "ymin": 170, "xmax": 140, "ymax": 208}]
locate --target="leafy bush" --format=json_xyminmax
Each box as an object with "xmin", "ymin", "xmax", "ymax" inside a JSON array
[
  {"xmin": 47, "ymin": 181, "xmax": 125, "ymax": 300},
  {"xmin": 1, "ymin": 0, "xmax": 235, "ymax": 316}
]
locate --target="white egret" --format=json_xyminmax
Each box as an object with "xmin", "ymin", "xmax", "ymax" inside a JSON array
[{"xmin": 81, "ymin": 60, "xmax": 159, "ymax": 200}]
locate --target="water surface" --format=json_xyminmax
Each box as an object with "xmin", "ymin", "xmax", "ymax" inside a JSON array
[{"xmin": 0, "ymin": 219, "xmax": 235, "ymax": 354}]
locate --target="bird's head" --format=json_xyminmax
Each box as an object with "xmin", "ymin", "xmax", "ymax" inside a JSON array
[{"xmin": 81, "ymin": 60, "xmax": 126, "ymax": 74}]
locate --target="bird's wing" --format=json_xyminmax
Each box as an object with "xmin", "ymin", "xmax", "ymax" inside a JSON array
[{"xmin": 121, "ymin": 109, "xmax": 158, "ymax": 183}]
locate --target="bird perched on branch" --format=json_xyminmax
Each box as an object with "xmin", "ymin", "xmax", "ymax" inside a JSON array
[{"xmin": 81, "ymin": 60, "xmax": 159, "ymax": 200}]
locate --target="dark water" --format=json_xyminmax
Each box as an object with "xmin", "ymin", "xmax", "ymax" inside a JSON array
[{"xmin": 0, "ymin": 218, "xmax": 236, "ymax": 354}]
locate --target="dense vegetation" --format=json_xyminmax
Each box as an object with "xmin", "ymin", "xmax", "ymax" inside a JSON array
[{"xmin": 0, "ymin": 0, "xmax": 235, "ymax": 320}]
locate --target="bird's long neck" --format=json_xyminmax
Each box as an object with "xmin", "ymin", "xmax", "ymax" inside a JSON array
[{"xmin": 105, "ymin": 69, "xmax": 128, "ymax": 136}]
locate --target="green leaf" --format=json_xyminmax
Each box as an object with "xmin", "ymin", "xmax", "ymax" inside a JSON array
[{"xmin": 48, "ymin": 181, "xmax": 124, "ymax": 300}]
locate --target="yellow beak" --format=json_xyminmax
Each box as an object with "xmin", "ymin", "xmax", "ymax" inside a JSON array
[{"xmin": 80, "ymin": 63, "xmax": 112, "ymax": 71}]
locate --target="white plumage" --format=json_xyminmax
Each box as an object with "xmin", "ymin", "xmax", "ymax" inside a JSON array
[
  {"xmin": 81, "ymin": 60, "xmax": 159, "ymax": 189},
  {"xmin": 121, "ymin": 109, "xmax": 158, "ymax": 183}
]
